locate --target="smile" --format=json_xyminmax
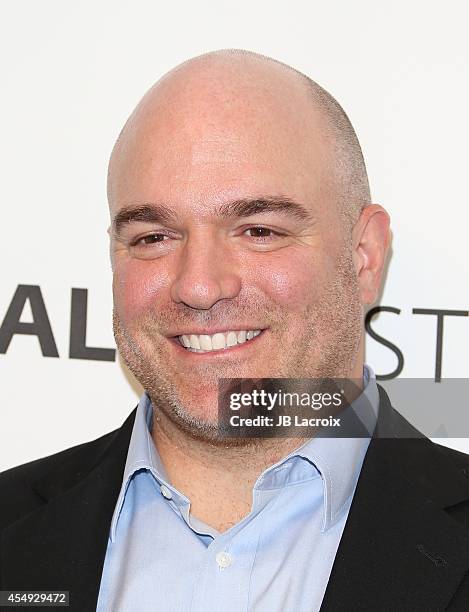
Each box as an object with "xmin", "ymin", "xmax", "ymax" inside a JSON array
[{"xmin": 177, "ymin": 329, "xmax": 262, "ymax": 353}]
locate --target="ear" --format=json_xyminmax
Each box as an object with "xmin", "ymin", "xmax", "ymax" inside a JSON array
[{"xmin": 352, "ymin": 204, "xmax": 390, "ymax": 304}]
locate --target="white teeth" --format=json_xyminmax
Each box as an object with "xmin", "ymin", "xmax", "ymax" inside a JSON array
[
  {"xmin": 237, "ymin": 330, "xmax": 247, "ymax": 343},
  {"xmin": 199, "ymin": 335, "xmax": 212, "ymax": 351},
  {"xmin": 211, "ymin": 333, "xmax": 226, "ymax": 350},
  {"xmin": 179, "ymin": 329, "xmax": 262, "ymax": 352},
  {"xmin": 189, "ymin": 334, "xmax": 201, "ymax": 349},
  {"xmin": 181, "ymin": 335, "xmax": 191, "ymax": 348},
  {"xmin": 226, "ymin": 331, "xmax": 238, "ymax": 347}
]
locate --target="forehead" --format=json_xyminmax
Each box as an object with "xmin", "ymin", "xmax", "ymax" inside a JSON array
[{"xmin": 108, "ymin": 60, "xmax": 335, "ymax": 218}]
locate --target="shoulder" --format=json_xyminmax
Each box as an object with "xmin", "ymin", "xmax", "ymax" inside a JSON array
[
  {"xmin": 0, "ymin": 428, "xmax": 119, "ymax": 530},
  {"xmin": 433, "ymin": 442, "xmax": 469, "ymax": 475},
  {"xmin": 377, "ymin": 384, "xmax": 469, "ymax": 473}
]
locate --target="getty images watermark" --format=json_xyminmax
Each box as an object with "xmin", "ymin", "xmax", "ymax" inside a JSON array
[
  {"xmin": 229, "ymin": 388, "xmax": 343, "ymax": 427},
  {"xmin": 217, "ymin": 378, "xmax": 375, "ymax": 438}
]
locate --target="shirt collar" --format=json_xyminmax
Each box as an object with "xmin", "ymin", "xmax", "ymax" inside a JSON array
[
  {"xmin": 258, "ymin": 365, "xmax": 379, "ymax": 531},
  {"xmin": 110, "ymin": 365, "xmax": 379, "ymax": 540},
  {"xmin": 109, "ymin": 392, "xmax": 168, "ymax": 542}
]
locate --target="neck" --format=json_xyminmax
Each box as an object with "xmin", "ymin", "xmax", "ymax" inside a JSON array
[
  {"xmin": 151, "ymin": 407, "xmax": 309, "ymax": 532},
  {"xmin": 151, "ymin": 357, "xmax": 366, "ymax": 532}
]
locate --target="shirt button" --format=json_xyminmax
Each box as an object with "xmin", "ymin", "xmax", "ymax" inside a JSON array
[
  {"xmin": 216, "ymin": 552, "xmax": 232, "ymax": 569},
  {"xmin": 160, "ymin": 485, "xmax": 172, "ymax": 500}
]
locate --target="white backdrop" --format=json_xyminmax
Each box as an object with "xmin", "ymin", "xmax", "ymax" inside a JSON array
[{"xmin": 1, "ymin": 0, "xmax": 468, "ymax": 472}]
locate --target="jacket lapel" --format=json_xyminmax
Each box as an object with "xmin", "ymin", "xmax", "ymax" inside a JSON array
[
  {"xmin": 1, "ymin": 409, "xmax": 136, "ymax": 612},
  {"xmin": 321, "ymin": 386, "xmax": 469, "ymax": 611}
]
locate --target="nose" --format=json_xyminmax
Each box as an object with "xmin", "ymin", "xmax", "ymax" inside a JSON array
[{"xmin": 170, "ymin": 231, "xmax": 242, "ymax": 309}]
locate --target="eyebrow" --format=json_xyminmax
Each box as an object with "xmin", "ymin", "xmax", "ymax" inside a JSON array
[
  {"xmin": 112, "ymin": 196, "xmax": 314, "ymax": 235},
  {"xmin": 112, "ymin": 203, "xmax": 177, "ymax": 235},
  {"xmin": 216, "ymin": 197, "xmax": 314, "ymax": 222}
]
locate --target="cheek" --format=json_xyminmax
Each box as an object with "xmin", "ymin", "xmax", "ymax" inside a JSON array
[
  {"xmin": 246, "ymin": 249, "xmax": 329, "ymax": 310},
  {"xmin": 113, "ymin": 259, "xmax": 170, "ymax": 321}
]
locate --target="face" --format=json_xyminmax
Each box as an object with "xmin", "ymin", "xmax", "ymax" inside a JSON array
[{"xmin": 109, "ymin": 62, "xmax": 365, "ymax": 440}]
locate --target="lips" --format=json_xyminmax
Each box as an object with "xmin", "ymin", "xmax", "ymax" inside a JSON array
[{"xmin": 178, "ymin": 329, "xmax": 262, "ymax": 352}]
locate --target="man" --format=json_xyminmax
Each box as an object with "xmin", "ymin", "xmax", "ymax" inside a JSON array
[{"xmin": 1, "ymin": 50, "xmax": 469, "ymax": 611}]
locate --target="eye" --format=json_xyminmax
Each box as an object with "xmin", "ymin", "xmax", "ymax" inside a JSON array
[
  {"xmin": 127, "ymin": 231, "xmax": 175, "ymax": 260},
  {"xmin": 132, "ymin": 233, "xmax": 169, "ymax": 246},
  {"xmin": 244, "ymin": 227, "xmax": 279, "ymax": 239},
  {"xmin": 247, "ymin": 227, "xmax": 271, "ymax": 237}
]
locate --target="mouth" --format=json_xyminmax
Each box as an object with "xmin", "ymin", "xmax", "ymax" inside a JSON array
[{"xmin": 171, "ymin": 328, "xmax": 265, "ymax": 354}]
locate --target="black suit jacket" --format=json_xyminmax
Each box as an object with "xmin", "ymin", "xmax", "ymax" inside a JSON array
[{"xmin": 2, "ymin": 386, "xmax": 469, "ymax": 611}]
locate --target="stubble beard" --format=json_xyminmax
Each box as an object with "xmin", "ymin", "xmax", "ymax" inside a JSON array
[{"xmin": 113, "ymin": 247, "xmax": 363, "ymax": 446}]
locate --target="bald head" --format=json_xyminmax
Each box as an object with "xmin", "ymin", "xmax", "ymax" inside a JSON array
[{"xmin": 108, "ymin": 49, "xmax": 370, "ymax": 231}]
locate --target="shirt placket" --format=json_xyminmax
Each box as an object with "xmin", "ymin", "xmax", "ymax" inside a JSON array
[{"xmin": 190, "ymin": 520, "xmax": 266, "ymax": 612}]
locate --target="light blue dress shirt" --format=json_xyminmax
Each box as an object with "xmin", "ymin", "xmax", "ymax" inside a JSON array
[{"xmin": 97, "ymin": 366, "xmax": 379, "ymax": 612}]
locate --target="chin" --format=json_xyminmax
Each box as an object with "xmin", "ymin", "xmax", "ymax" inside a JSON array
[
  {"xmin": 178, "ymin": 394, "xmax": 220, "ymax": 419},
  {"xmin": 169, "ymin": 401, "xmax": 222, "ymax": 435}
]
